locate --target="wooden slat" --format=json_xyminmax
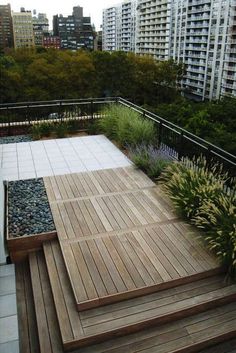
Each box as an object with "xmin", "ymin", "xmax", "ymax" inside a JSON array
[
  {"xmin": 72, "ymin": 303, "xmax": 236, "ymax": 353},
  {"xmin": 36, "ymin": 252, "xmax": 64, "ymax": 353},
  {"xmin": 29, "ymin": 252, "xmax": 53, "ymax": 353},
  {"xmin": 15, "ymin": 262, "xmax": 40, "ymax": 353}
]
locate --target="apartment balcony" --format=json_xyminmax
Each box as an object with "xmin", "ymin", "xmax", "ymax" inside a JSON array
[
  {"xmin": 188, "ymin": 0, "xmax": 211, "ymax": 5},
  {"xmin": 187, "ymin": 22, "xmax": 209, "ymax": 28},
  {"xmin": 138, "ymin": 2, "xmax": 169, "ymax": 12},
  {"xmin": 188, "ymin": 66, "xmax": 206, "ymax": 74},
  {"xmin": 188, "ymin": 6, "xmax": 211, "ymax": 15},
  {"xmin": 185, "ymin": 38, "xmax": 208, "ymax": 44},
  {"xmin": 224, "ymin": 65, "xmax": 236, "ymax": 72},
  {"xmin": 224, "ymin": 57, "xmax": 236, "ymax": 63},
  {"xmin": 186, "ymin": 60, "xmax": 206, "ymax": 66},
  {"xmin": 187, "ymin": 30, "xmax": 209, "ymax": 36},
  {"xmin": 226, "ymin": 39, "xmax": 236, "ymax": 45},
  {"xmin": 225, "ymin": 48, "xmax": 236, "ymax": 54},
  {"xmin": 185, "ymin": 52, "xmax": 207, "ymax": 59},
  {"xmin": 223, "ymin": 74, "xmax": 236, "ymax": 80},
  {"xmin": 221, "ymin": 81, "xmax": 236, "ymax": 89},
  {"xmin": 187, "ymin": 15, "xmax": 210, "ymax": 22},
  {"xmin": 185, "ymin": 45, "xmax": 208, "ymax": 51}
]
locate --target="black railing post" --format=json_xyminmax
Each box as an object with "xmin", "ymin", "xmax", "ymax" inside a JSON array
[
  {"xmin": 206, "ymin": 145, "xmax": 212, "ymax": 163},
  {"xmin": 178, "ymin": 131, "xmax": 184, "ymax": 161},
  {"xmin": 158, "ymin": 122, "xmax": 163, "ymax": 148},
  {"xmin": 91, "ymin": 100, "xmax": 94, "ymax": 119},
  {"xmin": 26, "ymin": 104, "xmax": 30, "ymax": 126},
  {"xmin": 60, "ymin": 101, "xmax": 63, "ymax": 122},
  {"xmin": 7, "ymin": 107, "xmax": 10, "ymax": 136}
]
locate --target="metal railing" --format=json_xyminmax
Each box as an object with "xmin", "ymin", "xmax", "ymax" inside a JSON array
[{"xmin": 0, "ymin": 97, "xmax": 235, "ymax": 176}]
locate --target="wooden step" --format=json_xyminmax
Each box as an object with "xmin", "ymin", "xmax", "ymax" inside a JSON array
[
  {"xmin": 43, "ymin": 240, "xmax": 236, "ymax": 351},
  {"xmin": 15, "ymin": 261, "xmax": 40, "ymax": 353},
  {"xmin": 198, "ymin": 338, "xmax": 236, "ymax": 353},
  {"xmin": 71, "ymin": 302, "xmax": 236, "ymax": 353},
  {"xmin": 59, "ymin": 221, "xmax": 221, "ymax": 311},
  {"xmin": 28, "ymin": 252, "xmax": 64, "ymax": 353},
  {"xmin": 16, "ymin": 256, "xmax": 236, "ymax": 353}
]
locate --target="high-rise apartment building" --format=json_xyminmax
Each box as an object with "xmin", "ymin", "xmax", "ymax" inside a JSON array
[
  {"xmin": 12, "ymin": 8, "xmax": 34, "ymax": 49},
  {"xmin": 53, "ymin": 6, "xmax": 94, "ymax": 51},
  {"xmin": 0, "ymin": 3, "xmax": 13, "ymax": 51},
  {"xmin": 103, "ymin": 0, "xmax": 236, "ymax": 100},
  {"xmin": 32, "ymin": 12, "xmax": 49, "ymax": 47},
  {"xmin": 102, "ymin": 6, "xmax": 119, "ymax": 51},
  {"xmin": 121, "ymin": 0, "xmax": 137, "ymax": 51},
  {"xmin": 102, "ymin": 1, "xmax": 136, "ymax": 52},
  {"xmin": 170, "ymin": 0, "xmax": 234, "ymax": 100},
  {"xmin": 221, "ymin": 2, "xmax": 236, "ymax": 98},
  {"xmin": 136, "ymin": 0, "xmax": 171, "ymax": 60}
]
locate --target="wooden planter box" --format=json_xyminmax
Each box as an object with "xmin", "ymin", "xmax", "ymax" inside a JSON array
[{"xmin": 5, "ymin": 182, "xmax": 57, "ymax": 263}]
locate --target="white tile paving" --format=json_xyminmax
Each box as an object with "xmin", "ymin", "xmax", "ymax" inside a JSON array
[
  {"xmin": 0, "ymin": 134, "xmax": 132, "ymax": 353},
  {"xmin": 0, "ymin": 264, "xmax": 19, "ymax": 351},
  {"xmin": 0, "ymin": 135, "xmax": 132, "ymax": 181}
]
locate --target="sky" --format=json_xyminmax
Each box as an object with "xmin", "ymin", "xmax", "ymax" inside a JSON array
[{"xmin": 6, "ymin": 0, "xmax": 119, "ymax": 30}]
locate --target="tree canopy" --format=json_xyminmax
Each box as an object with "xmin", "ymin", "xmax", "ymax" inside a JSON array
[
  {"xmin": 0, "ymin": 48, "xmax": 235, "ymax": 154},
  {"xmin": 0, "ymin": 49, "xmax": 183, "ymax": 105}
]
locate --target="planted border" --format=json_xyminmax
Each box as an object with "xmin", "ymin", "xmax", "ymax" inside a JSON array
[{"xmin": 161, "ymin": 157, "xmax": 236, "ymax": 275}]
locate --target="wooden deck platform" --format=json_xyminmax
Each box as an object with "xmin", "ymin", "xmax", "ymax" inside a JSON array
[
  {"xmin": 16, "ymin": 252, "xmax": 236, "ymax": 352},
  {"xmin": 43, "ymin": 166, "xmax": 220, "ymax": 311}
]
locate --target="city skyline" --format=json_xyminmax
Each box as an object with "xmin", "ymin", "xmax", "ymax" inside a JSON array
[{"xmin": 4, "ymin": 0, "xmax": 119, "ymax": 30}]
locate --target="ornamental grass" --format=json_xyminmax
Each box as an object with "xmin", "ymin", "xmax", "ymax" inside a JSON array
[{"xmin": 161, "ymin": 156, "xmax": 236, "ymax": 275}]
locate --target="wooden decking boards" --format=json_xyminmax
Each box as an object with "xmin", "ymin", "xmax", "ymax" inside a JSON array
[
  {"xmin": 14, "ymin": 165, "xmax": 236, "ymax": 353},
  {"xmin": 16, "ymin": 249, "xmax": 236, "ymax": 352},
  {"xmin": 43, "ymin": 166, "xmax": 220, "ymax": 311},
  {"xmin": 73, "ymin": 303, "xmax": 236, "ymax": 353},
  {"xmin": 42, "ymin": 240, "xmax": 236, "ymax": 351},
  {"xmin": 16, "ymin": 256, "xmax": 236, "ymax": 353},
  {"xmin": 43, "ymin": 167, "xmax": 155, "ymax": 202},
  {"xmin": 15, "ymin": 262, "xmax": 40, "ymax": 353}
]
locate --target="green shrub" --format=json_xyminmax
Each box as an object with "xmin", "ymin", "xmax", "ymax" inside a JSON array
[
  {"xmin": 87, "ymin": 120, "xmax": 101, "ymax": 135},
  {"xmin": 194, "ymin": 194, "xmax": 236, "ymax": 275},
  {"xmin": 129, "ymin": 144, "xmax": 171, "ymax": 180},
  {"xmin": 99, "ymin": 104, "xmax": 121, "ymax": 140},
  {"xmin": 148, "ymin": 158, "xmax": 170, "ymax": 179},
  {"xmin": 68, "ymin": 119, "xmax": 80, "ymax": 133},
  {"xmin": 31, "ymin": 124, "xmax": 42, "ymax": 140},
  {"xmin": 38, "ymin": 122, "xmax": 52, "ymax": 137},
  {"xmin": 130, "ymin": 146, "xmax": 150, "ymax": 171},
  {"xmin": 54, "ymin": 123, "xmax": 68, "ymax": 138},
  {"xmin": 30, "ymin": 122, "xmax": 52, "ymax": 139},
  {"xmin": 161, "ymin": 157, "xmax": 227, "ymax": 219},
  {"xmin": 161, "ymin": 156, "xmax": 236, "ymax": 275},
  {"xmin": 99, "ymin": 104, "xmax": 155, "ymax": 147}
]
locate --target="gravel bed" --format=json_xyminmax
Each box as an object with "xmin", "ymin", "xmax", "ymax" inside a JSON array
[
  {"xmin": 8, "ymin": 178, "xmax": 55, "ymax": 237},
  {"xmin": 0, "ymin": 134, "xmax": 32, "ymax": 145}
]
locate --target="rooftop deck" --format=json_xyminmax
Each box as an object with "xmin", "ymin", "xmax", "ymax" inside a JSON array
[
  {"xmin": 11, "ymin": 161, "xmax": 236, "ymax": 353},
  {"xmin": 43, "ymin": 166, "xmax": 220, "ymax": 314},
  {"xmin": 2, "ymin": 134, "xmax": 235, "ymax": 353},
  {"xmin": 14, "ymin": 163, "xmax": 236, "ymax": 353}
]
